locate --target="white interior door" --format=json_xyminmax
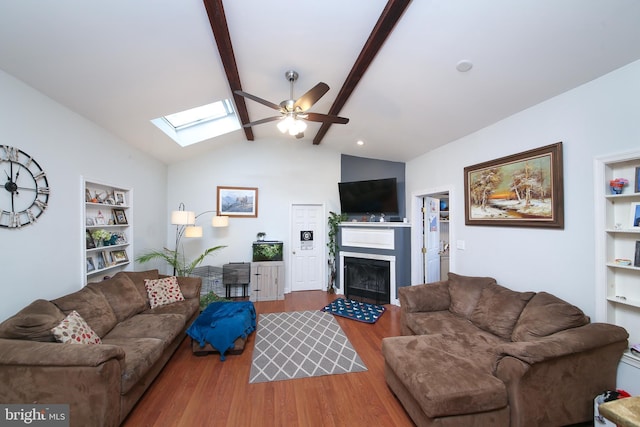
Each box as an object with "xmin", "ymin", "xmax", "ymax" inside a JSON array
[
  {"xmin": 290, "ymin": 204, "xmax": 324, "ymax": 292},
  {"xmin": 423, "ymin": 197, "xmax": 441, "ymax": 283}
]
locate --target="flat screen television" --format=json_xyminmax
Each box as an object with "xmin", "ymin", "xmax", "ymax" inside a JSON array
[{"xmin": 338, "ymin": 178, "xmax": 399, "ymax": 215}]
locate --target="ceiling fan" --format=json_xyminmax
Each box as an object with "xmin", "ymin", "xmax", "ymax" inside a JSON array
[{"xmin": 234, "ymin": 70, "xmax": 349, "ymax": 139}]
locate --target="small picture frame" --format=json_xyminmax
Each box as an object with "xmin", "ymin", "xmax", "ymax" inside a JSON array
[
  {"xmin": 634, "ymin": 241, "xmax": 640, "ymax": 268},
  {"xmin": 631, "ymin": 203, "xmax": 640, "ymax": 228},
  {"xmin": 113, "ymin": 209, "xmax": 128, "ymax": 225},
  {"xmin": 111, "ymin": 250, "xmax": 128, "ymax": 264},
  {"xmin": 86, "ymin": 230, "xmax": 96, "ymax": 249},
  {"xmin": 96, "ymin": 252, "xmax": 106, "ymax": 270},
  {"xmin": 86, "ymin": 217, "xmax": 95, "ymax": 226},
  {"xmin": 112, "ymin": 231, "xmax": 127, "ymax": 245},
  {"xmin": 114, "ymin": 191, "xmax": 126, "ymax": 206},
  {"xmin": 86, "ymin": 257, "xmax": 95, "ymax": 273},
  {"xmin": 635, "ymin": 167, "xmax": 640, "ymax": 193}
]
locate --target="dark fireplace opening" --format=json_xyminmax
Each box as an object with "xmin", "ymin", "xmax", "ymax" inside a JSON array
[{"xmin": 344, "ymin": 256, "xmax": 390, "ymax": 305}]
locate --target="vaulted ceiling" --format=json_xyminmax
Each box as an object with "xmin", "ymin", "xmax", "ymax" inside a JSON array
[{"xmin": 1, "ymin": 1, "xmax": 640, "ymax": 165}]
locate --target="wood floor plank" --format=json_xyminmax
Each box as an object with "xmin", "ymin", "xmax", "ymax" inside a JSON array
[{"xmin": 122, "ymin": 291, "xmax": 414, "ymax": 427}]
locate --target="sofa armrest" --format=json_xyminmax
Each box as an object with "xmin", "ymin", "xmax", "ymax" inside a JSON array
[
  {"xmin": 0, "ymin": 338, "xmax": 125, "ymax": 368},
  {"xmin": 496, "ymin": 323, "xmax": 628, "ymax": 364},
  {"xmin": 398, "ymin": 281, "xmax": 450, "ymax": 313}
]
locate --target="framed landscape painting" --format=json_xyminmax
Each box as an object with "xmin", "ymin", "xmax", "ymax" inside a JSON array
[
  {"xmin": 217, "ymin": 186, "xmax": 258, "ymax": 217},
  {"xmin": 464, "ymin": 142, "xmax": 564, "ymax": 228}
]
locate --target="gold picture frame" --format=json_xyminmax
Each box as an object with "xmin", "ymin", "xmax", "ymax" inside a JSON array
[{"xmin": 464, "ymin": 142, "xmax": 564, "ymax": 228}]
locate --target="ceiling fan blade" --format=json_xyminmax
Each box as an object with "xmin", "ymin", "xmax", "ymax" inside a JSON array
[
  {"xmin": 293, "ymin": 82, "xmax": 330, "ymax": 111},
  {"xmin": 304, "ymin": 112, "xmax": 349, "ymax": 125},
  {"xmin": 234, "ymin": 90, "xmax": 281, "ymax": 110},
  {"xmin": 241, "ymin": 116, "xmax": 282, "ymax": 128}
]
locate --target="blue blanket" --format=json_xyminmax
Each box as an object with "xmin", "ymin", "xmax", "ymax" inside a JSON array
[{"xmin": 186, "ymin": 301, "xmax": 256, "ymax": 361}]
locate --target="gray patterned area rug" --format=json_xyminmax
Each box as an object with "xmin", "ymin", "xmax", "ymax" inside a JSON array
[{"xmin": 249, "ymin": 310, "xmax": 367, "ymax": 383}]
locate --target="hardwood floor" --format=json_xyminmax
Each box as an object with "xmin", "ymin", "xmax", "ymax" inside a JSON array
[{"xmin": 122, "ymin": 291, "xmax": 415, "ymax": 427}]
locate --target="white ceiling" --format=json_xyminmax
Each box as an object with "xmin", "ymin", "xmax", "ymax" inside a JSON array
[{"xmin": 1, "ymin": 0, "xmax": 640, "ymax": 165}]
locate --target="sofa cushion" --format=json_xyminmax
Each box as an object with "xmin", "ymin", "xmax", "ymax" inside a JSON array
[
  {"xmin": 122, "ymin": 269, "xmax": 160, "ymax": 309},
  {"xmin": 144, "ymin": 276, "xmax": 185, "ymax": 309},
  {"xmin": 382, "ymin": 335, "xmax": 507, "ymax": 418},
  {"xmin": 52, "ymin": 286, "xmax": 118, "ymax": 337},
  {"xmin": 511, "ymin": 292, "xmax": 590, "ymax": 341},
  {"xmin": 469, "ymin": 283, "xmax": 535, "ymax": 340},
  {"xmin": 448, "ymin": 273, "xmax": 497, "ymax": 318},
  {"xmin": 101, "ymin": 337, "xmax": 164, "ymax": 394},
  {"xmin": 404, "ymin": 310, "xmax": 490, "ymax": 337},
  {"xmin": 143, "ymin": 298, "xmax": 199, "ymax": 319},
  {"xmin": 103, "ymin": 313, "xmax": 186, "ymax": 346},
  {"xmin": 0, "ymin": 299, "xmax": 65, "ymax": 342},
  {"xmin": 399, "ymin": 282, "xmax": 450, "ymax": 313},
  {"xmin": 51, "ymin": 310, "xmax": 102, "ymax": 345},
  {"xmin": 89, "ymin": 273, "xmax": 147, "ymax": 323}
]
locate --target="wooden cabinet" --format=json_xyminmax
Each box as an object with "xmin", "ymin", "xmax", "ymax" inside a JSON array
[
  {"xmin": 595, "ymin": 151, "xmax": 640, "ymax": 369},
  {"xmin": 83, "ymin": 178, "xmax": 132, "ymax": 283},
  {"xmin": 250, "ymin": 261, "xmax": 284, "ymax": 301}
]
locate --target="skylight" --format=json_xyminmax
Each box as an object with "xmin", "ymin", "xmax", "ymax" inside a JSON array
[{"xmin": 151, "ymin": 99, "xmax": 241, "ymax": 147}]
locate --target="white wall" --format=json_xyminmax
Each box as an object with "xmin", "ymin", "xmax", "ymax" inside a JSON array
[
  {"xmin": 408, "ymin": 59, "xmax": 640, "ymax": 318},
  {"xmin": 0, "ymin": 70, "xmax": 168, "ymax": 321},
  {"xmin": 166, "ymin": 139, "xmax": 342, "ymax": 292}
]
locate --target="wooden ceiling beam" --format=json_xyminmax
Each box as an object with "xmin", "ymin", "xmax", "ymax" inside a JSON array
[
  {"xmin": 202, "ymin": 0, "xmax": 254, "ymax": 141},
  {"xmin": 313, "ymin": 0, "xmax": 411, "ymax": 145}
]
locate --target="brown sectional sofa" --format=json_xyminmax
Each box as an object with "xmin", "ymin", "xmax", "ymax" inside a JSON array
[
  {"xmin": 381, "ymin": 273, "xmax": 629, "ymax": 427},
  {"xmin": 0, "ymin": 270, "xmax": 201, "ymax": 427}
]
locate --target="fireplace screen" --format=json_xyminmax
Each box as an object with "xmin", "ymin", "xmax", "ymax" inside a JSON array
[{"xmin": 344, "ymin": 257, "xmax": 390, "ymax": 305}]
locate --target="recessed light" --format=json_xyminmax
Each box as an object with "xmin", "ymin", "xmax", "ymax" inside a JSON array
[
  {"xmin": 456, "ymin": 60, "xmax": 473, "ymax": 72},
  {"xmin": 356, "ymin": 140, "xmax": 365, "ymax": 146}
]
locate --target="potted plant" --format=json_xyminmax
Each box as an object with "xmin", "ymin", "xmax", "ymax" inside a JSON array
[
  {"xmin": 136, "ymin": 245, "xmax": 226, "ymax": 277},
  {"xmin": 91, "ymin": 229, "xmax": 111, "ymax": 246},
  {"xmin": 327, "ymin": 212, "xmax": 347, "ymax": 293},
  {"xmin": 199, "ymin": 291, "xmax": 230, "ymax": 311}
]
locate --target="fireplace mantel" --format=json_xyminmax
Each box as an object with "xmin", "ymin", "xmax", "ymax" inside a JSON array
[{"xmin": 337, "ymin": 223, "xmax": 411, "ymax": 305}]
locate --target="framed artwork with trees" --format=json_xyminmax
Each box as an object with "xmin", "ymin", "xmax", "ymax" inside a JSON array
[{"xmin": 464, "ymin": 142, "xmax": 564, "ymax": 228}]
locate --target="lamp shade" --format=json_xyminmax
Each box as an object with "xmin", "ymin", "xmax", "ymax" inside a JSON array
[
  {"xmin": 171, "ymin": 210, "xmax": 195, "ymax": 225},
  {"xmin": 212, "ymin": 215, "xmax": 229, "ymax": 227},
  {"xmin": 184, "ymin": 225, "xmax": 203, "ymax": 238}
]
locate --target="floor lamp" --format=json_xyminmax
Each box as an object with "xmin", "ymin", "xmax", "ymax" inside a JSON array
[{"xmin": 171, "ymin": 203, "xmax": 229, "ymax": 275}]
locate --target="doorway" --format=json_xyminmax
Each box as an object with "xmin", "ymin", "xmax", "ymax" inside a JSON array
[
  {"xmin": 290, "ymin": 204, "xmax": 325, "ymax": 292},
  {"xmin": 410, "ymin": 187, "xmax": 452, "ymax": 285}
]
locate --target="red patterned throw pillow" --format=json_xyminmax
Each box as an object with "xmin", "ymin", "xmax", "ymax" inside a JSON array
[
  {"xmin": 144, "ymin": 276, "xmax": 185, "ymax": 309},
  {"xmin": 51, "ymin": 310, "xmax": 102, "ymax": 344}
]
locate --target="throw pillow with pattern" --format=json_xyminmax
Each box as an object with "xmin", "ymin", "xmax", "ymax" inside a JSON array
[
  {"xmin": 144, "ymin": 276, "xmax": 185, "ymax": 309},
  {"xmin": 51, "ymin": 310, "xmax": 102, "ymax": 344}
]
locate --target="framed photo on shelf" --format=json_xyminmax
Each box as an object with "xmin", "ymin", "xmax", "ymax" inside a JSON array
[
  {"xmin": 113, "ymin": 209, "xmax": 128, "ymax": 225},
  {"xmin": 96, "ymin": 252, "xmax": 106, "ymax": 270},
  {"xmin": 86, "ymin": 257, "xmax": 95, "ymax": 273},
  {"xmin": 86, "ymin": 217, "xmax": 95, "ymax": 226},
  {"xmin": 217, "ymin": 186, "xmax": 258, "ymax": 217},
  {"xmin": 112, "ymin": 231, "xmax": 127, "ymax": 245},
  {"xmin": 464, "ymin": 142, "xmax": 564, "ymax": 228},
  {"xmin": 114, "ymin": 191, "xmax": 126, "ymax": 206},
  {"xmin": 86, "ymin": 230, "xmax": 96, "ymax": 249},
  {"xmin": 636, "ymin": 167, "xmax": 640, "ymax": 193},
  {"xmin": 111, "ymin": 250, "xmax": 128, "ymax": 264},
  {"xmin": 635, "ymin": 241, "xmax": 640, "ymax": 268},
  {"xmin": 631, "ymin": 203, "xmax": 640, "ymax": 228}
]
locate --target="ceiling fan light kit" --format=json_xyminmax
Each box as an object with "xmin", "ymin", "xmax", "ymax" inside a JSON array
[{"xmin": 234, "ymin": 70, "xmax": 349, "ymax": 139}]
